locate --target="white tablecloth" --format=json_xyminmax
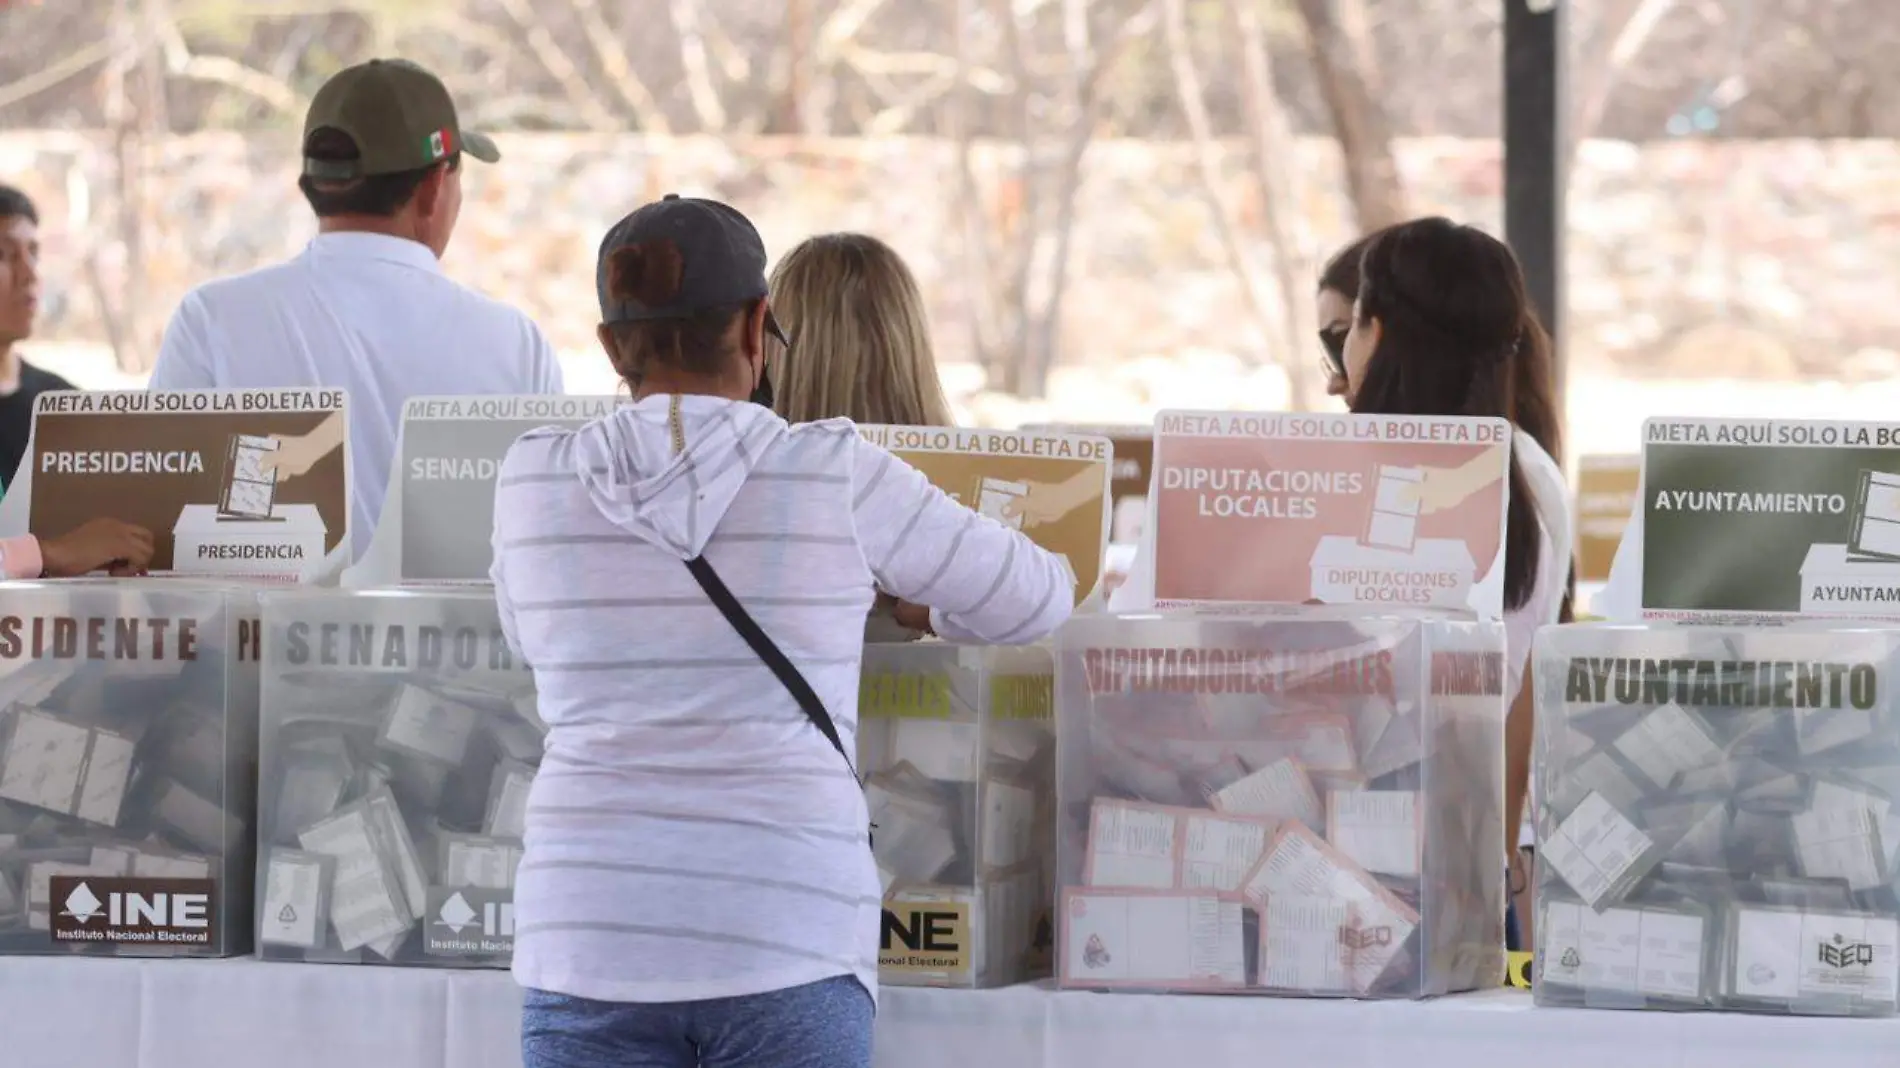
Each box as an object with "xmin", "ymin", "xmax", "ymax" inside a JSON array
[{"xmin": 3, "ymin": 958, "xmax": 1899, "ymax": 1067}]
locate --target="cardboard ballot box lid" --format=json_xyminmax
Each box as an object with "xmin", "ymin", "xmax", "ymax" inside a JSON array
[
  {"xmin": 1309, "ymin": 534, "xmax": 1476, "ymax": 575},
  {"xmin": 173, "ymin": 503, "xmax": 328, "ymax": 540}
]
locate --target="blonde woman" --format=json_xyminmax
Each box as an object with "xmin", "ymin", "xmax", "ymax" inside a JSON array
[
  {"xmin": 766, "ymin": 233, "xmax": 953, "ymax": 427},
  {"xmin": 771, "ymin": 233, "xmax": 954, "ymax": 641}
]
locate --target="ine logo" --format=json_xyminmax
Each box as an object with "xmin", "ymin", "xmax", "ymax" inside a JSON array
[
  {"xmin": 435, "ymin": 892, "xmax": 512, "ymax": 937},
  {"xmin": 49, "ymin": 877, "xmax": 216, "ymax": 949},
  {"xmin": 62, "ymin": 883, "xmax": 105, "ymax": 925},
  {"xmin": 424, "ymin": 887, "xmax": 515, "ymax": 956},
  {"xmin": 1820, "ymin": 934, "xmax": 1876, "ymax": 969}
]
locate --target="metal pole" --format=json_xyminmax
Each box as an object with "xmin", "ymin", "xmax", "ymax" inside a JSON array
[{"xmin": 1503, "ymin": 0, "xmax": 1566, "ymax": 406}]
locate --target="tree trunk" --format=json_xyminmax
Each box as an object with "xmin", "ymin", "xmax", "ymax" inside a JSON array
[
  {"xmin": 1229, "ymin": 0, "xmax": 1314, "ymax": 410},
  {"xmin": 778, "ymin": 0, "xmax": 815, "ymax": 134},
  {"xmin": 947, "ymin": 0, "xmax": 1008, "ymax": 386},
  {"xmin": 1571, "ymin": 0, "xmax": 1677, "ymax": 166},
  {"xmin": 1292, "ymin": 0, "xmax": 1407, "ymax": 232},
  {"xmin": 1161, "ymin": 0, "xmax": 1283, "ymax": 375}
]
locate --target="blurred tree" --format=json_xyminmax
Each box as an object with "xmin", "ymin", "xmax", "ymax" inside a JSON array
[
  {"xmin": 1289, "ymin": 0, "xmax": 1405, "ymax": 231},
  {"xmin": 0, "ymin": 0, "xmax": 1883, "ymax": 382}
]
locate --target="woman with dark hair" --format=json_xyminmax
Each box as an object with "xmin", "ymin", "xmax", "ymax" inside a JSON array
[
  {"xmin": 1314, "ymin": 226, "xmax": 1391, "ymax": 398},
  {"xmin": 1114, "ymin": 216, "xmax": 1570, "ymax": 948},
  {"xmin": 1334, "ymin": 217, "xmax": 1570, "ymax": 951}
]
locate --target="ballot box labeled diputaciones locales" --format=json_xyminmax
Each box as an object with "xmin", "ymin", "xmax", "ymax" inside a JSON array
[
  {"xmin": 859, "ymin": 641, "xmax": 1055, "ymax": 988},
  {"xmin": 0, "ymin": 579, "xmax": 260, "ymax": 957},
  {"xmin": 257, "ymin": 588, "xmax": 538, "ymax": 968},
  {"xmin": 1053, "ymin": 611, "xmax": 1507, "ymax": 997},
  {"xmin": 1532, "ymin": 623, "xmax": 1900, "ymax": 1017}
]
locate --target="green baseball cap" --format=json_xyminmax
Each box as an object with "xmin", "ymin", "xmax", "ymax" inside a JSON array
[{"xmin": 302, "ymin": 58, "xmax": 499, "ymax": 180}]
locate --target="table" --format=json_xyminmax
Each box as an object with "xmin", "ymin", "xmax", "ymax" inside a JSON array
[{"xmin": 3, "ymin": 958, "xmax": 1898, "ymax": 1068}]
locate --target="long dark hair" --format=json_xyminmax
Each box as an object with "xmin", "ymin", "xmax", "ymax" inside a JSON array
[
  {"xmin": 1318, "ymin": 226, "xmax": 1390, "ymax": 300},
  {"xmin": 1349, "ymin": 217, "xmax": 1563, "ymax": 613}
]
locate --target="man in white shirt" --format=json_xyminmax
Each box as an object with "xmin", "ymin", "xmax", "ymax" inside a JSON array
[{"xmin": 148, "ymin": 58, "xmax": 563, "ymax": 559}]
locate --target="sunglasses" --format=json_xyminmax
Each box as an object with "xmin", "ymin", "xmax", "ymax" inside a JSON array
[{"xmin": 1318, "ymin": 325, "xmax": 1349, "ymax": 381}]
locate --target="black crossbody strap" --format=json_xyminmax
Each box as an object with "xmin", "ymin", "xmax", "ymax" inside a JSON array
[{"xmin": 684, "ymin": 555, "xmax": 859, "ymax": 782}]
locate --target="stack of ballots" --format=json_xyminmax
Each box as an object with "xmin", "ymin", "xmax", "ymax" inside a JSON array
[
  {"xmin": 256, "ymin": 588, "xmax": 538, "ymax": 968},
  {"xmin": 1052, "ymin": 611, "xmax": 1506, "ymax": 997},
  {"xmin": 0, "ymin": 579, "xmax": 258, "ymax": 957},
  {"xmin": 1532, "ymin": 623, "xmax": 1900, "ymax": 1016},
  {"xmin": 858, "ymin": 641, "xmax": 1056, "ymax": 988}
]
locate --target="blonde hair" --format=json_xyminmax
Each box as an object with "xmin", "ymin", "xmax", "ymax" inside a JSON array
[{"xmin": 767, "ymin": 233, "xmax": 953, "ymax": 426}]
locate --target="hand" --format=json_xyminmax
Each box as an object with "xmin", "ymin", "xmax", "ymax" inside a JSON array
[
  {"xmin": 1000, "ymin": 468, "xmax": 1099, "ymax": 529},
  {"xmin": 258, "ymin": 410, "xmax": 346, "ymax": 483},
  {"xmin": 259, "ymin": 434, "xmax": 325, "ymax": 482},
  {"xmin": 891, "ymin": 600, "xmax": 935, "ymax": 635},
  {"xmin": 1001, "ymin": 487, "xmax": 1064, "ymax": 528},
  {"xmin": 40, "ymin": 518, "xmax": 155, "ymax": 577},
  {"xmin": 1395, "ymin": 467, "xmax": 1473, "ymax": 516}
]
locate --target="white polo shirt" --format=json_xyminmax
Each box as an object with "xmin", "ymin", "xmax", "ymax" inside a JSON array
[{"xmin": 148, "ymin": 231, "xmax": 563, "ymax": 558}]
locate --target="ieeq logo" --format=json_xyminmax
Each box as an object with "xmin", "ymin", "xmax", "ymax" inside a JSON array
[
  {"xmin": 1820, "ymin": 933, "xmax": 1875, "ymax": 969},
  {"xmin": 48, "ymin": 877, "xmax": 217, "ymax": 950}
]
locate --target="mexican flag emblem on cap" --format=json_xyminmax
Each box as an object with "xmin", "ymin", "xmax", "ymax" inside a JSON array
[{"xmin": 425, "ymin": 128, "xmax": 453, "ymax": 161}]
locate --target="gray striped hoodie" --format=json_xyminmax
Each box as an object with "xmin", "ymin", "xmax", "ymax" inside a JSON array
[{"xmin": 490, "ymin": 394, "xmax": 1072, "ymax": 1005}]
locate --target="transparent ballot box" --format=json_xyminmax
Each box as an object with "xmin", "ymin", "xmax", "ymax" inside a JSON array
[
  {"xmin": 859, "ymin": 641, "xmax": 1055, "ymax": 988},
  {"xmin": 1532, "ymin": 623, "xmax": 1900, "ymax": 1017},
  {"xmin": 257, "ymin": 588, "xmax": 537, "ymax": 968},
  {"xmin": 0, "ymin": 579, "xmax": 260, "ymax": 957},
  {"xmin": 1053, "ymin": 611, "xmax": 1506, "ymax": 996}
]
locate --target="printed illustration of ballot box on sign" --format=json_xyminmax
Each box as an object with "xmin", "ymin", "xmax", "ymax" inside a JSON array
[
  {"xmin": 173, "ymin": 503, "xmax": 328, "ymax": 580},
  {"xmin": 0, "ymin": 579, "xmax": 261, "ymax": 958},
  {"xmin": 858, "ymin": 640, "xmax": 1056, "ymax": 988},
  {"xmin": 256, "ymin": 588, "xmax": 538, "ymax": 968},
  {"xmin": 1531, "ymin": 623, "xmax": 1900, "ymax": 1016},
  {"xmin": 1053, "ymin": 612, "xmax": 1507, "ymax": 997}
]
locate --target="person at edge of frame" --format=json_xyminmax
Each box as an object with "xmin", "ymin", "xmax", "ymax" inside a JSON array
[{"xmin": 0, "ymin": 183, "xmax": 154, "ymax": 579}]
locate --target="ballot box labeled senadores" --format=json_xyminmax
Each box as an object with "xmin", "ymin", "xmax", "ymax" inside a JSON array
[
  {"xmin": 257, "ymin": 588, "xmax": 539, "ymax": 968},
  {"xmin": 1053, "ymin": 611, "xmax": 1507, "ymax": 997},
  {"xmin": 859, "ymin": 641, "xmax": 1056, "ymax": 988},
  {"xmin": 1532, "ymin": 623, "xmax": 1900, "ymax": 1017},
  {"xmin": 0, "ymin": 579, "xmax": 261, "ymax": 957}
]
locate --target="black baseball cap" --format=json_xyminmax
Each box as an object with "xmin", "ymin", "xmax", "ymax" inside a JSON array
[
  {"xmin": 596, "ymin": 195, "xmax": 772, "ymax": 325},
  {"xmin": 303, "ymin": 59, "xmax": 498, "ymax": 180}
]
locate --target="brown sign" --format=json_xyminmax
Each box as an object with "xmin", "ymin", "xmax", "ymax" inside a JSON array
[
  {"xmin": 1025, "ymin": 423, "xmax": 1151, "ymax": 543},
  {"xmin": 49, "ymin": 876, "xmax": 218, "ymax": 950},
  {"xmin": 9, "ymin": 389, "xmax": 348, "ymax": 577},
  {"xmin": 1576, "ymin": 454, "xmax": 1640, "ymax": 583},
  {"xmin": 857, "ymin": 426, "xmax": 1111, "ymax": 604}
]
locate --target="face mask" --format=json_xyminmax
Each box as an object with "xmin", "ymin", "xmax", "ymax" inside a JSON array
[{"xmin": 752, "ymin": 309, "xmax": 790, "ymax": 408}]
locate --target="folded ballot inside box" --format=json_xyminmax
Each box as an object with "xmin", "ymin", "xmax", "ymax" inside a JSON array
[
  {"xmin": 0, "ymin": 579, "xmax": 260, "ymax": 957},
  {"xmin": 1532, "ymin": 622, "xmax": 1900, "ymax": 1016},
  {"xmin": 257, "ymin": 588, "xmax": 538, "ymax": 968},
  {"xmin": 1053, "ymin": 610, "xmax": 1507, "ymax": 997},
  {"xmin": 858, "ymin": 641, "xmax": 1055, "ymax": 988}
]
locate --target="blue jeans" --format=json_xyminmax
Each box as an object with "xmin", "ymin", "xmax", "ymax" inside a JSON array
[{"xmin": 521, "ymin": 977, "xmax": 874, "ymax": 1068}]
